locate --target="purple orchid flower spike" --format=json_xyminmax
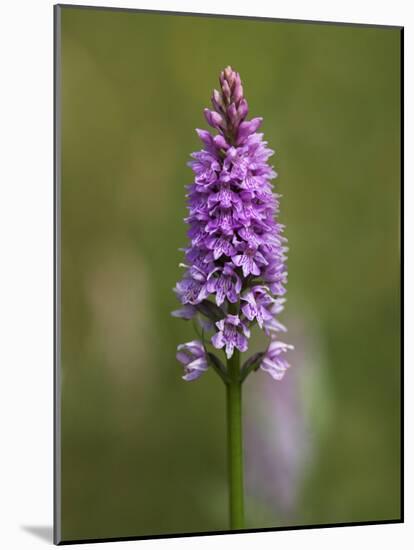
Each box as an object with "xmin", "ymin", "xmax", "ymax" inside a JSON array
[
  {"xmin": 173, "ymin": 65, "xmax": 292, "ymax": 383},
  {"xmin": 172, "ymin": 65, "xmax": 293, "ymax": 531}
]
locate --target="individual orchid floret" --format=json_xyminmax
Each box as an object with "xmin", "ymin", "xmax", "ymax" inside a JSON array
[
  {"xmin": 206, "ymin": 264, "xmax": 242, "ymax": 306},
  {"xmin": 176, "ymin": 341, "xmax": 209, "ymax": 381},
  {"xmin": 211, "ymin": 314, "xmax": 251, "ymax": 359},
  {"xmin": 232, "ymin": 244, "xmax": 267, "ymax": 278},
  {"xmin": 263, "ymin": 298, "xmax": 288, "ymax": 336},
  {"xmin": 173, "ymin": 275, "xmax": 207, "ymax": 305},
  {"xmin": 241, "ymin": 286, "xmax": 274, "ymax": 329},
  {"xmin": 171, "ymin": 304, "xmax": 197, "ymax": 320},
  {"xmin": 260, "ymin": 341, "xmax": 294, "ymax": 381}
]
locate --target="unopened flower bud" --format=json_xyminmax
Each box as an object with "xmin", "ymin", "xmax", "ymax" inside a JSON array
[
  {"xmin": 237, "ymin": 98, "xmax": 249, "ymax": 121},
  {"xmin": 212, "ymin": 89, "xmax": 225, "ymax": 112},
  {"xmin": 236, "ymin": 117, "xmax": 263, "ymax": 145},
  {"xmin": 204, "ymin": 108, "xmax": 225, "ymax": 130},
  {"xmin": 221, "ymin": 80, "xmax": 231, "ymax": 101},
  {"xmin": 227, "ymin": 102, "xmax": 238, "ymax": 125},
  {"xmin": 224, "ymin": 65, "xmax": 236, "ymax": 87},
  {"xmin": 233, "ymin": 75, "xmax": 243, "ymax": 103},
  {"xmin": 213, "ymin": 134, "xmax": 229, "ymax": 150}
]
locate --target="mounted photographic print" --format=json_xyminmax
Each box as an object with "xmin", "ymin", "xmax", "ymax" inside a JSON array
[{"xmin": 54, "ymin": 4, "xmax": 403, "ymax": 545}]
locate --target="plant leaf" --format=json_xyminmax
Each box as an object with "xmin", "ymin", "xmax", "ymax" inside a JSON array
[
  {"xmin": 207, "ymin": 351, "xmax": 229, "ymax": 384},
  {"xmin": 195, "ymin": 300, "xmax": 226, "ymax": 322},
  {"xmin": 240, "ymin": 351, "xmax": 265, "ymax": 382}
]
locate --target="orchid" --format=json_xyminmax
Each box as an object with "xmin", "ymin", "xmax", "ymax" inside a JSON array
[{"xmin": 173, "ymin": 66, "xmax": 293, "ymax": 529}]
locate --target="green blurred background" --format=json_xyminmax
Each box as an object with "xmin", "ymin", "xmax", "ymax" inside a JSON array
[{"xmin": 59, "ymin": 6, "xmax": 401, "ymax": 542}]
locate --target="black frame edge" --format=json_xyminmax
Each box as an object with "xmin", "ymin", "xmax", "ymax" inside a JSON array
[{"xmin": 58, "ymin": 519, "xmax": 403, "ymax": 545}]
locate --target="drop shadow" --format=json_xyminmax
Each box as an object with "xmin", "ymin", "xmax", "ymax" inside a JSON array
[{"xmin": 21, "ymin": 525, "xmax": 53, "ymax": 543}]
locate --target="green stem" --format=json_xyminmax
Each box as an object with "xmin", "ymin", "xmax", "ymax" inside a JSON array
[{"xmin": 226, "ymin": 347, "xmax": 244, "ymax": 529}]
